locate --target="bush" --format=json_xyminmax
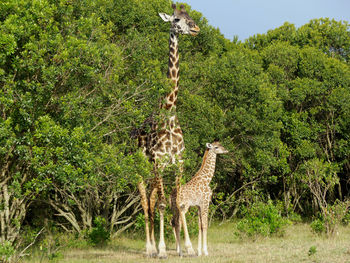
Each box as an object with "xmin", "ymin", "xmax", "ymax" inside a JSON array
[
  {"xmin": 310, "ymin": 200, "xmax": 350, "ymax": 236},
  {"xmin": 0, "ymin": 241, "xmax": 15, "ymax": 263},
  {"xmin": 310, "ymin": 218, "xmax": 326, "ymax": 234},
  {"xmin": 236, "ymin": 201, "xmax": 289, "ymax": 238},
  {"xmin": 87, "ymin": 217, "xmax": 110, "ymax": 246}
]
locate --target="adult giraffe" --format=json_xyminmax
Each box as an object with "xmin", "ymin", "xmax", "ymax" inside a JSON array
[{"xmin": 133, "ymin": 3, "xmax": 200, "ymax": 258}]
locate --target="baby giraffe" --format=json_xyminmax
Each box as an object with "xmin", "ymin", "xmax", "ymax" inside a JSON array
[{"xmin": 171, "ymin": 142, "xmax": 228, "ymax": 256}]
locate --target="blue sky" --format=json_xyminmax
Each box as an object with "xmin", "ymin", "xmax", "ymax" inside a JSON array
[{"xmin": 183, "ymin": 0, "xmax": 350, "ymax": 41}]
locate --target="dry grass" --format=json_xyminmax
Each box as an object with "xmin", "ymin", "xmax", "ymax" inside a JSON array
[{"xmin": 23, "ymin": 222, "xmax": 350, "ymax": 263}]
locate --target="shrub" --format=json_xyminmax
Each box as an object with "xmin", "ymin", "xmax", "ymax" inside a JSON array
[
  {"xmin": 310, "ymin": 218, "xmax": 325, "ymax": 234},
  {"xmin": 310, "ymin": 200, "xmax": 350, "ymax": 236},
  {"xmin": 87, "ymin": 217, "xmax": 110, "ymax": 246},
  {"xmin": 0, "ymin": 241, "xmax": 15, "ymax": 263},
  {"xmin": 236, "ymin": 200, "xmax": 289, "ymax": 238}
]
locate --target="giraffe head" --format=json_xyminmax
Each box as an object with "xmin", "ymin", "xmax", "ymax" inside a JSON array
[
  {"xmin": 206, "ymin": 142, "xmax": 229, "ymax": 154},
  {"xmin": 159, "ymin": 3, "xmax": 200, "ymax": 36}
]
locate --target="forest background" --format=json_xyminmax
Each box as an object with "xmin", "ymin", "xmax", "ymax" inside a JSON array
[{"xmin": 0, "ymin": 0, "xmax": 350, "ymax": 261}]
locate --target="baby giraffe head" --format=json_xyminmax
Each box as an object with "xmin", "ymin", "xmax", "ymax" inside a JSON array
[
  {"xmin": 159, "ymin": 3, "xmax": 200, "ymax": 36},
  {"xmin": 206, "ymin": 142, "xmax": 229, "ymax": 154}
]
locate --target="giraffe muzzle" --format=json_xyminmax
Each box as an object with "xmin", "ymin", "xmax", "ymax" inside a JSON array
[{"xmin": 190, "ymin": 25, "xmax": 200, "ymax": 36}]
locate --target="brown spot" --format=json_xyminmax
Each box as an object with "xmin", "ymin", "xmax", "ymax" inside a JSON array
[
  {"xmin": 177, "ymin": 70, "xmax": 180, "ymax": 78},
  {"xmin": 175, "ymin": 60, "xmax": 179, "ymax": 69},
  {"xmin": 169, "ymin": 93, "xmax": 174, "ymax": 102},
  {"xmin": 172, "ymin": 134, "xmax": 181, "ymax": 143},
  {"xmin": 158, "ymin": 129, "xmax": 167, "ymax": 138},
  {"xmin": 174, "ymin": 90, "xmax": 178, "ymax": 97},
  {"xmin": 170, "ymin": 55, "xmax": 175, "ymax": 62},
  {"xmin": 164, "ymin": 103, "xmax": 172, "ymax": 110},
  {"xmin": 174, "ymin": 128, "xmax": 183, "ymax": 134},
  {"xmin": 168, "ymin": 60, "xmax": 173, "ymax": 68},
  {"xmin": 172, "ymin": 146, "xmax": 178, "ymax": 154},
  {"xmin": 165, "ymin": 132, "xmax": 170, "ymax": 140},
  {"xmin": 170, "ymin": 120, "xmax": 175, "ymax": 129},
  {"xmin": 155, "ymin": 141, "xmax": 162, "ymax": 150},
  {"xmin": 171, "ymin": 69, "xmax": 177, "ymax": 78},
  {"xmin": 170, "ymin": 47, "xmax": 175, "ymax": 54}
]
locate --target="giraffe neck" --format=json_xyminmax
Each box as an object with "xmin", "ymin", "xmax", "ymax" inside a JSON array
[
  {"xmin": 163, "ymin": 32, "xmax": 179, "ymax": 111},
  {"xmin": 194, "ymin": 149, "xmax": 217, "ymax": 184}
]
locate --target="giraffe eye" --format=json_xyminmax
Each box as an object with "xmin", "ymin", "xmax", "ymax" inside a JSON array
[{"xmin": 174, "ymin": 18, "xmax": 180, "ymax": 23}]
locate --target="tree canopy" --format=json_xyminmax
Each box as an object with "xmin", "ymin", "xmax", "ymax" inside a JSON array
[{"xmin": 1, "ymin": 0, "xmax": 349, "ymax": 257}]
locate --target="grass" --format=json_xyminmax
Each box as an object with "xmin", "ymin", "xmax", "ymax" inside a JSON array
[{"xmin": 23, "ymin": 222, "xmax": 350, "ymax": 263}]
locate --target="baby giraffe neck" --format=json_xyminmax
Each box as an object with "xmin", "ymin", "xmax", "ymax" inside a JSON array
[{"xmin": 195, "ymin": 150, "xmax": 217, "ymax": 184}]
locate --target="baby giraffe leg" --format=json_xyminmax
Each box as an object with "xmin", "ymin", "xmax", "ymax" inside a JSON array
[
  {"xmin": 201, "ymin": 204, "xmax": 210, "ymax": 256},
  {"xmin": 179, "ymin": 208, "xmax": 196, "ymax": 256},
  {"xmin": 197, "ymin": 208, "xmax": 203, "ymax": 256}
]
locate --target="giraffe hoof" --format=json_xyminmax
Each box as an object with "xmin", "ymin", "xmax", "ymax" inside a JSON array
[
  {"xmin": 146, "ymin": 252, "xmax": 158, "ymax": 258},
  {"xmin": 158, "ymin": 253, "xmax": 168, "ymax": 259},
  {"xmin": 187, "ymin": 248, "xmax": 197, "ymax": 257},
  {"xmin": 146, "ymin": 246, "xmax": 158, "ymax": 258}
]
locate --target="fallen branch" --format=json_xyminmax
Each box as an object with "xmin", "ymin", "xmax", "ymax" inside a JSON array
[{"xmin": 13, "ymin": 227, "xmax": 45, "ymax": 262}]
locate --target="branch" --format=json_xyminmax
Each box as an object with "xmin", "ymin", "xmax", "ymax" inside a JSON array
[{"xmin": 15, "ymin": 227, "xmax": 45, "ymax": 261}]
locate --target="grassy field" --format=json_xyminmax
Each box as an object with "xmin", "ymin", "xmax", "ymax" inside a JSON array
[{"xmin": 23, "ymin": 222, "xmax": 350, "ymax": 263}]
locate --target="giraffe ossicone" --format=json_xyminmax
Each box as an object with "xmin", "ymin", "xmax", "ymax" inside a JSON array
[
  {"xmin": 171, "ymin": 142, "xmax": 228, "ymax": 257},
  {"xmin": 134, "ymin": 3, "xmax": 200, "ymax": 259}
]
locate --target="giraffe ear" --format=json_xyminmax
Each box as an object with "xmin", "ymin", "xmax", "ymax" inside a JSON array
[
  {"xmin": 206, "ymin": 143, "xmax": 213, "ymax": 149},
  {"xmin": 159, "ymin": 13, "xmax": 172, "ymax": 22}
]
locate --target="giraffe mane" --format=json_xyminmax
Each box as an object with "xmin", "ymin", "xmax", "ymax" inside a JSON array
[{"xmin": 198, "ymin": 149, "xmax": 210, "ymax": 171}]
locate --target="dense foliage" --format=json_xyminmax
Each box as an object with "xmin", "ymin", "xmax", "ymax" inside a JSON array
[{"xmin": 1, "ymin": 0, "xmax": 349, "ymax": 259}]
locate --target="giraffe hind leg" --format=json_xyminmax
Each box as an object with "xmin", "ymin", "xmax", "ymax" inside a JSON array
[
  {"xmin": 179, "ymin": 205, "xmax": 196, "ymax": 257},
  {"xmin": 137, "ymin": 180, "xmax": 157, "ymax": 257},
  {"xmin": 171, "ymin": 189, "xmax": 182, "ymax": 256},
  {"xmin": 201, "ymin": 203, "xmax": 210, "ymax": 256},
  {"xmin": 149, "ymin": 184, "xmax": 158, "ymax": 257},
  {"xmin": 156, "ymin": 176, "xmax": 168, "ymax": 259},
  {"xmin": 197, "ymin": 207, "xmax": 203, "ymax": 256}
]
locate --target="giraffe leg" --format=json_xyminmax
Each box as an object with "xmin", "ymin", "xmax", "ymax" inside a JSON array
[
  {"xmin": 149, "ymin": 184, "xmax": 158, "ymax": 257},
  {"xmin": 179, "ymin": 206, "xmax": 196, "ymax": 256},
  {"xmin": 171, "ymin": 190, "xmax": 182, "ymax": 256},
  {"xmin": 197, "ymin": 207, "xmax": 203, "ymax": 256},
  {"xmin": 201, "ymin": 203, "xmax": 210, "ymax": 256},
  {"xmin": 173, "ymin": 160, "xmax": 184, "ymax": 256},
  {"xmin": 157, "ymin": 176, "xmax": 167, "ymax": 259},
  {"xmin": 176, "ymin": 214, "xmax": 183, "ymax": 256},
  {"xmin": 137, "ymin": 180, "xmax": 156, "ymax": 257}
]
